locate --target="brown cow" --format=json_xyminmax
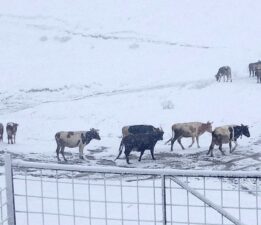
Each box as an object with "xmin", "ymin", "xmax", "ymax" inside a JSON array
[
  {"xmin": 165, "ymin": 122, "xmax": 213, "ymax": 151},
  {"xmin": 6, "ymin": 122, "xmax": 18, "ymax": 144}
]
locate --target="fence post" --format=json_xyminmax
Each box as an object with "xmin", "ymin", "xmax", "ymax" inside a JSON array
[
  {"xmin": 161, "ymin": 175, "xmax": 167, "ymax": 225},
  {"xmin": 5, "ymin": 154, "xmax": 16, "ymax": 225}
]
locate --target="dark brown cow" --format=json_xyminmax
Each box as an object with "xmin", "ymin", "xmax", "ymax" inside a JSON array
[
  {"xmin": 6, "ymin": 122, "xmax": 18, "ymax": 144},
  {"xmin": 215, "ymin": 66, "xmax": 232, "ymax": 82},
  {"xmin": 0, "ymin": 123, "xmax": 3, "ymax": 142},
  {"xmin": 249, "ymin": 61, "xmax": 261, "ymax": 77},
  {"xmin": 255, "ymin": 64, "xmax": 261, "ymax": 83}
]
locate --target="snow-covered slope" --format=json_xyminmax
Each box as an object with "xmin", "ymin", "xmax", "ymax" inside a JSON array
[{"xmin": 0, "ymin": 0, "xmax": 261, "ymax": 171}]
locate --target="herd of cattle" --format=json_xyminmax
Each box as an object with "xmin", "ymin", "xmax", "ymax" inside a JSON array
[
  {"xmin": 1, "ymin": 122, "xmax": 250, "ymax": 164},
  {"xmin": 215, "ymin": 60, "xmax": 261, "ymax": 83},
  {"xmin": 1, "ymin": 62, "xmax": 257, "ymax": 164}
]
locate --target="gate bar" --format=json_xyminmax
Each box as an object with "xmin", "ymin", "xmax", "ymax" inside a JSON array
[
  {"xmin": 11, "ymin": 160, "xmax": 261, "ymax": 178},
  {"xmin": 4, "ymin": 154, "xmax": 16, "ymax": 225},
  {"xmin": 170, "ymin": 177, "xmax": 246, "ymax": 225}
]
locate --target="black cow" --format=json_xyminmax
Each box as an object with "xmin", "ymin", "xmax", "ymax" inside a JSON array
[
  {"xmin": 115, "ymin": 128, "xmax": 164, "ymax": 164},
  {"xmin": 0, "ymin": 123, "xmax": 3, "ymax": 142},
  {"xmin": 6, "ymin": 122, "xmax": 18, "ymax": 144}
]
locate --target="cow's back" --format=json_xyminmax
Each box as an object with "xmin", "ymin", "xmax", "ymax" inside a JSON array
[
  {"xmin": 127, "ymin": 125, "xmax": 155, "ymax": 135},
  {"xmin": 56, "ymin": 131, "xmax": 85, "ymax": 147},
  {"xmin": 212, "ymin": 126, "xmax": 231, "ymax": 144},
  {"xmin": 172, "ymin": 122, "xmax": 202, "ymax": 137}
]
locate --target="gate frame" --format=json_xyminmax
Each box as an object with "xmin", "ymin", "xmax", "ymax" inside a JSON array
[{"xmin": 4, "ymin": 154, "xmax": 261, "ymax": 225}]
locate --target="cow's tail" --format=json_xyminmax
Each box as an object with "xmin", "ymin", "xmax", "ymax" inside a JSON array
[
  {"xmin": 115, "ymin": 139, "xmax": 124, "ymax": 161},
  {"xmin": 165, "ymin": 128, "xmax": 174, "ymax": 145}
]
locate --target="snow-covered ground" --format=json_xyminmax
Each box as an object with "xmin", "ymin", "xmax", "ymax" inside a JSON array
[
  {"xmin": 1, "ymin": 0, "xmax": 261, "ymax": 171},
  {"xmin": 1, "ymin": 1, "xmax": 261, "ymax": 224}
]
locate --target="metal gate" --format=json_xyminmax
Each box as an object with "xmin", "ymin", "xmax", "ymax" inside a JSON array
[{"xmin": 1, "ymin": 154, "xmax": 261, "ymax": 225}]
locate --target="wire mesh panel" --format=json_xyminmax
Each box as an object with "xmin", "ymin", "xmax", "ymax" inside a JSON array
[
  {"xmin": 0, "ymin": 188, "xmax": 8, "ymax": 225},
  {"xmin": 12, "ymin": 168, "xmax": 165, "ymax": 225},
  {"xmin": 166, "ymin": 176, "xmax": 261, "ymax": 225},
  {"xmin": 4, "ymin": 158, "xmax": 261, "ymax": 225}
]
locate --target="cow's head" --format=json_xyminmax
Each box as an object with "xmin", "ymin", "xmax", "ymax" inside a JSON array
[
  {"xmin": 241, "ymin": 124, "xmax": 250, "ymax": 137},
  {"xmin": 155, "ymin": 127, "xmax": 164, "ymax": 140},
  {"xmin": 215, "ymin": 74, "xmax": 220, "ymax": 81},
  {"xmin": 204, "ymin": 121, "xmax": 213, "ymax": 133},
  {"xmin": 89, "ymin": 128, "xmax": 101, "ymax": 140}
]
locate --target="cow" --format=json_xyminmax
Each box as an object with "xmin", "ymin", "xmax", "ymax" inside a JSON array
[
  {"xmin": 115, "ymin": 128, "xmax": 164, "ymax": 164},
  {"xmin": 55, "ymin": 128, "xmax": 101, "ymax": 161},
  {"xmin": 249, "ymin": 61, "xmax": 261, "ymax": 77},
  {"xmin": 215, "ymin": 66, "xmax": 232, "ymax": 82},
  {"xmin": 255, "ymin": 64, "xmax": 261, "ymax": 83},
  {"xmin": 0, "ymin": 123, "xmax": 3, "ymax": 142},
  {"xmin": 122, "ymin": 125, "xmax": 157, "ymax": 137},
  {"xmin": 165, "ymin": 122, "xmax": 213, "ymax": 151},
  {"xmin": 6, "ymin": 122, "xmax": 18, "ymax": 144},
  {"xmin": 207, "ymin": 124, "xmax": 250, "ymax": 157}
]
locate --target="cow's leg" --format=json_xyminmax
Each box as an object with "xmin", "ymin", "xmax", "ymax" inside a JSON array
[
  {"xmin": 170, "ymin": 136, "xmax": 179, "ymax": 151},
  {"xmin": 56, "ymin": 145, "xmax": 61, "ymax": 161},
  {"xmin": 138, "ymin": 150, "xmax": 145, "ymax": 162},
  {"xmin": 124, "ymin": 149, "xmax": 131, "ymax": 164},
  {"xmin": 231, "ymin": 141, "xmax": 238, "ymax": 152},
  {"xmin": 14, "ymin": 134, "xmax": 16, "ymax": 144},
  {"xmin": 188, "ymin": 136, "xmax": 195, "ymax": 148},
  {"xmin": 177, "ymin": 137, "xmax": 185, "ymax": 150},
  {"xmin": 229, "ymin": 141, "xmax": 232, "ymax": 153},
  {"xmin": 218, "ymin": 143, "xmax": 225, "ymax": 155},
  {"xmin": 61, "ymin": 146, "xmax": 67, "ymax": 161},
  {"xmin": 79, "ymin": 146, "xmax": 84, "ymax": 159},
  {"xmin": 150, "ymin": 148, "xmax": 156, "ymax": 160},
  {"xmin": 196, "ymin": 136, "xmax": 200, "ymax": 148},
  {"xmin": 11, "ymin": 135, "xmax": 14, "ymax": 144},
  {"xmin": 207, "ymin": 142, "xmax": 214, "ymax": 157}
]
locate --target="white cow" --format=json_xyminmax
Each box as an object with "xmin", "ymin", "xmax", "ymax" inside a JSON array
[{"xmin": 55, "ymin": 129, "xmax": 101, "ymax": 161}]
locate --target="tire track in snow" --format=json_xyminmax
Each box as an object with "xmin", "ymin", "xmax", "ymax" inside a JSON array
[
  {"xmin": 0, "ymin": 79, "xmax": 215, "ymax": 115},
  {"xmin": 0, "ymin": 13, "xmax": 215, "ymax": 49}
]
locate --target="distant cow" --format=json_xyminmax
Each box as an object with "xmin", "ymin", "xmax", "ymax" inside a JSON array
[
  {"xmin": 6, "ymin": 122, "xmax": 18, "ymax": 144},
  {"xmin": 55, "ymin": 128, "xmax": 101, "ymax": 161},
  {"xmin": 165, "ymin": 122, "xmax": 212, "ymax": 151},
  {"xmin": 0, "ymin": 123, "xmax": 3, "ymax": 142},
  {"xmin": 115, "ymin": 128, "xmax": 164, "ymax": 164},
  {"xmin": 255, "ymin": 64, "xmax": 261, "ymax": 83},
  {"xmin": 207, "ymin": 124, "xmax": 250, "ymax": 157},
  {"xmin": 249, "ymin": 61, "xmax": 261, "ymax": 77},
  {"xmin": 215, "ymin": 66, "xmax": 232, "ymax": 82}
]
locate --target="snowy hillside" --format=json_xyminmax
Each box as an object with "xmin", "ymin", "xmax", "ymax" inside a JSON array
[{"xmin": 0, "ymin": 0, "xmax": 261, "ymax": 173}]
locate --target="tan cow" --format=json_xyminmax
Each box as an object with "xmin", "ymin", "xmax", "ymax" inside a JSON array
[{"xmin": 165, "ymin": 122, "xmax": 213, "ymax": 151}]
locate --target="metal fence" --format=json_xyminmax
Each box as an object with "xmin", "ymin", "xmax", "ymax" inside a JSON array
[
  {"xmin": 0, "ymin": 187, "xmax": 8, "ymax": 225},
  {"xmin": 2, "ymin": 154, "xmax": 261, "ymax": 225}
]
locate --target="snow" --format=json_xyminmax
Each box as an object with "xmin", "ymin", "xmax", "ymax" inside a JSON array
[{"xmin": 0, "ymin": 0, "xmax": 261, "ymax": 224}]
